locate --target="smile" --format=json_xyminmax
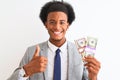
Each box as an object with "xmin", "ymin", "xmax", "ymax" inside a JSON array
[{"xmin": 53, "ymin": 31, "xmax": 62, "ymax": 36}]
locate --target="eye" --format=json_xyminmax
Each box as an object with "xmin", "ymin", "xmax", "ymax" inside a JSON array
[
  {"xmin": 60, "ymin": 21, "xmax": 66, "ymax": 25},
  {"xmin": 48, "ymin": 21, "xmax": 55, "ymax": 25}
]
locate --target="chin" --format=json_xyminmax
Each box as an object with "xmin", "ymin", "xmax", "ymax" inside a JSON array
[
  {"xmin": 54, "ymin": 38, "xmax": 62, "ymax": 41},
  {"xmin": 51, "ymin": 37, "xmax": 63, "ymax": 42}
]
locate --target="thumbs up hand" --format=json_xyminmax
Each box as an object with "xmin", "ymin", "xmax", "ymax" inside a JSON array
[{"xmin": 23, "ymin": 45, "xmax": 48, "ymax": 77}]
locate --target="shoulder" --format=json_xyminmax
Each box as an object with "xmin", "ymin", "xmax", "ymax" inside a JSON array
[
  {"xmin": 67, "ymin": 41, "xmax": 75, "ymax": 46},
  {"xmin": 67, "ymin": 41, "xmax": 77, "ymax": 49},
  {"xmin": 23, "ymin": 41, "xmax": 48, "ymax": 60},
  {"xmin": 25, "ymin": 41, "xmax": 48, "ymax": 55},
  {"xmin": 27, "ymin": 41, "xmax": 48, "ymax": 49},
  {"xmin": 67, "ymin": 41, "xmax": 79, "ymax": 56}
]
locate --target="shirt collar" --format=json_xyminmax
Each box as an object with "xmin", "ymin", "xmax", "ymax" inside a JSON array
[{"xmin": 48, "ymin": 40, "xmax": 67, "ymax": 53}]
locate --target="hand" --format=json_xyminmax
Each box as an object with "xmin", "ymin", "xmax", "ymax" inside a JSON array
[
  {"xmin": 23, "ymin": 45, "xmax": 48, "ymax": 77},
  {"xmin": 84, "ymin": 56, "xmax": 101, "ymax": 80}
]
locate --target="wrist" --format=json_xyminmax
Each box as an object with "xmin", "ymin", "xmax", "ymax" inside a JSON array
[
  {"xmin": 90, "ymin": 76, "xmax": 97, "ymax": 80},
  {"xmin": 23, "ymin": 65, "xmax": 31, "ymax": 77},
  {"xmin": 19, "ymin": 67, "xmax": 29, "ymax": 79}
]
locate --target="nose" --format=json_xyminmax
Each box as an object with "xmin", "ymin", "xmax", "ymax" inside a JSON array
[{"xmin": 55, "ymin": 22, "xmax": 61, "ymax": 30}]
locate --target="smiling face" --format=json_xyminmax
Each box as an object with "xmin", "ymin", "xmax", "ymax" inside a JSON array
[{"xmin": 45, "ymin": 11, "xmax": 69, "ymax": 47}]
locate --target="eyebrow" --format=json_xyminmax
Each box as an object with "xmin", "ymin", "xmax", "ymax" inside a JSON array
[{"xmin": 48, "ymin": 19, "xmax": 66, "ymax": 22}]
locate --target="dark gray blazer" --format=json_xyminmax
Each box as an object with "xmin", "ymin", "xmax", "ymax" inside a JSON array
[{"xmin": 8, "ymin": 41, "xmax": 88, "ymax": 80}]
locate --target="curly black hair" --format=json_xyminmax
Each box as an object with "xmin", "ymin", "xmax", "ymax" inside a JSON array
[{"xmin": 39, "ymin": 1, "xmax": 75, "ymax": 25}]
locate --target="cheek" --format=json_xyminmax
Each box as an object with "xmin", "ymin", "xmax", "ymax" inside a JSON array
[{"xmin": 64, "ymin": 27, "xmax": 69, "ymax": 31}]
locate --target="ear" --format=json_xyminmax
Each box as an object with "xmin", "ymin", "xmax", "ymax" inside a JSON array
[{"xmin": 45, "ymin": 22, "xmax": 48, "ymax": 29}]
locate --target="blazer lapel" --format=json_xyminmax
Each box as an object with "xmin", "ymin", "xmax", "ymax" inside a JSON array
[
  {"xmin": 39, "ymin": 41, "xmax": 49, "ymax": 80},
  {"xmin": 67, "ymin": 42, "xmax": 74, "ymax": 80}
]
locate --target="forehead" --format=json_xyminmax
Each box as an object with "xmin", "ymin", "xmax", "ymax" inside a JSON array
[{"xmin": 47, "ymin": 11, "xmax": 68, "ymax": 20}]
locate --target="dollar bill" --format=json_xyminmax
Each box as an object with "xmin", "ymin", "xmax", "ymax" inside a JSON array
[
  {"xmin": 85, "ymin": 36, "xmax": 98, "ymax": 57},
  {"xmin": 74, "ymin": 38, "xmax": 86, "ymax": 59},
  {"xmin": 87, "ymin": 36, "xmax": 97, "ymax": 49},
  {"xmin": 75, "ymin": 36, "xmax": 98, "ymax": 58}
]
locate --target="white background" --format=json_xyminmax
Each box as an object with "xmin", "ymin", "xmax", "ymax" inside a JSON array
[{"xmin": 0, "ymin": 0, "xmax": 120, "ymax": 80}]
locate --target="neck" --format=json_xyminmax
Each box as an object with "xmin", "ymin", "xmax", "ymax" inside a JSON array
[{"xmin": 49, "ymin": 38, "xmax": 66, "ymax": 47}]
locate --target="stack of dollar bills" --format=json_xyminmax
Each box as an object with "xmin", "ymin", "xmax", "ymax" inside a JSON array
[{"xmin": 74, "ymin": 36, "xmax": 98, "ymax": 59}]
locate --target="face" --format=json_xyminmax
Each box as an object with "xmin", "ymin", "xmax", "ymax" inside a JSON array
[{"xmin": 45, "ymin": 11, "xmax": 69, "ymax": 46}]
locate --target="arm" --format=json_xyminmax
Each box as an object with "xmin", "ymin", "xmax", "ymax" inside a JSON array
[
  {"xmin": 7, "ymin": 45, "xmax": 48, "ymax": 80},
  {"xmin": 83, "ymin": 56, "xmax": 101, "ymax": 80}
]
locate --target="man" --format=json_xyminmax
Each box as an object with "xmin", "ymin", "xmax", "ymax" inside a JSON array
[{"xmin": 8, "ymin": 1, "xmax": 100, "ymax": 80}]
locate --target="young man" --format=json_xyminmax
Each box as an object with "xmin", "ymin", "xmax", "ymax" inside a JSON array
[{"xmin": 8, "ymin": 1, "xmax": 100, "ymax": 80}]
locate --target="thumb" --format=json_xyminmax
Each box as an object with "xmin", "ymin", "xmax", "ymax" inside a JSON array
[{"xmin": 33, "ymin": 45, "xmax": 40, "ymax": 58}]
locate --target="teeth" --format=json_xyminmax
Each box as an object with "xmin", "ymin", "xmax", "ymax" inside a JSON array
[{"xmin": 54, "ymin": 32, "xmax": 61, "ymax": 35}]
